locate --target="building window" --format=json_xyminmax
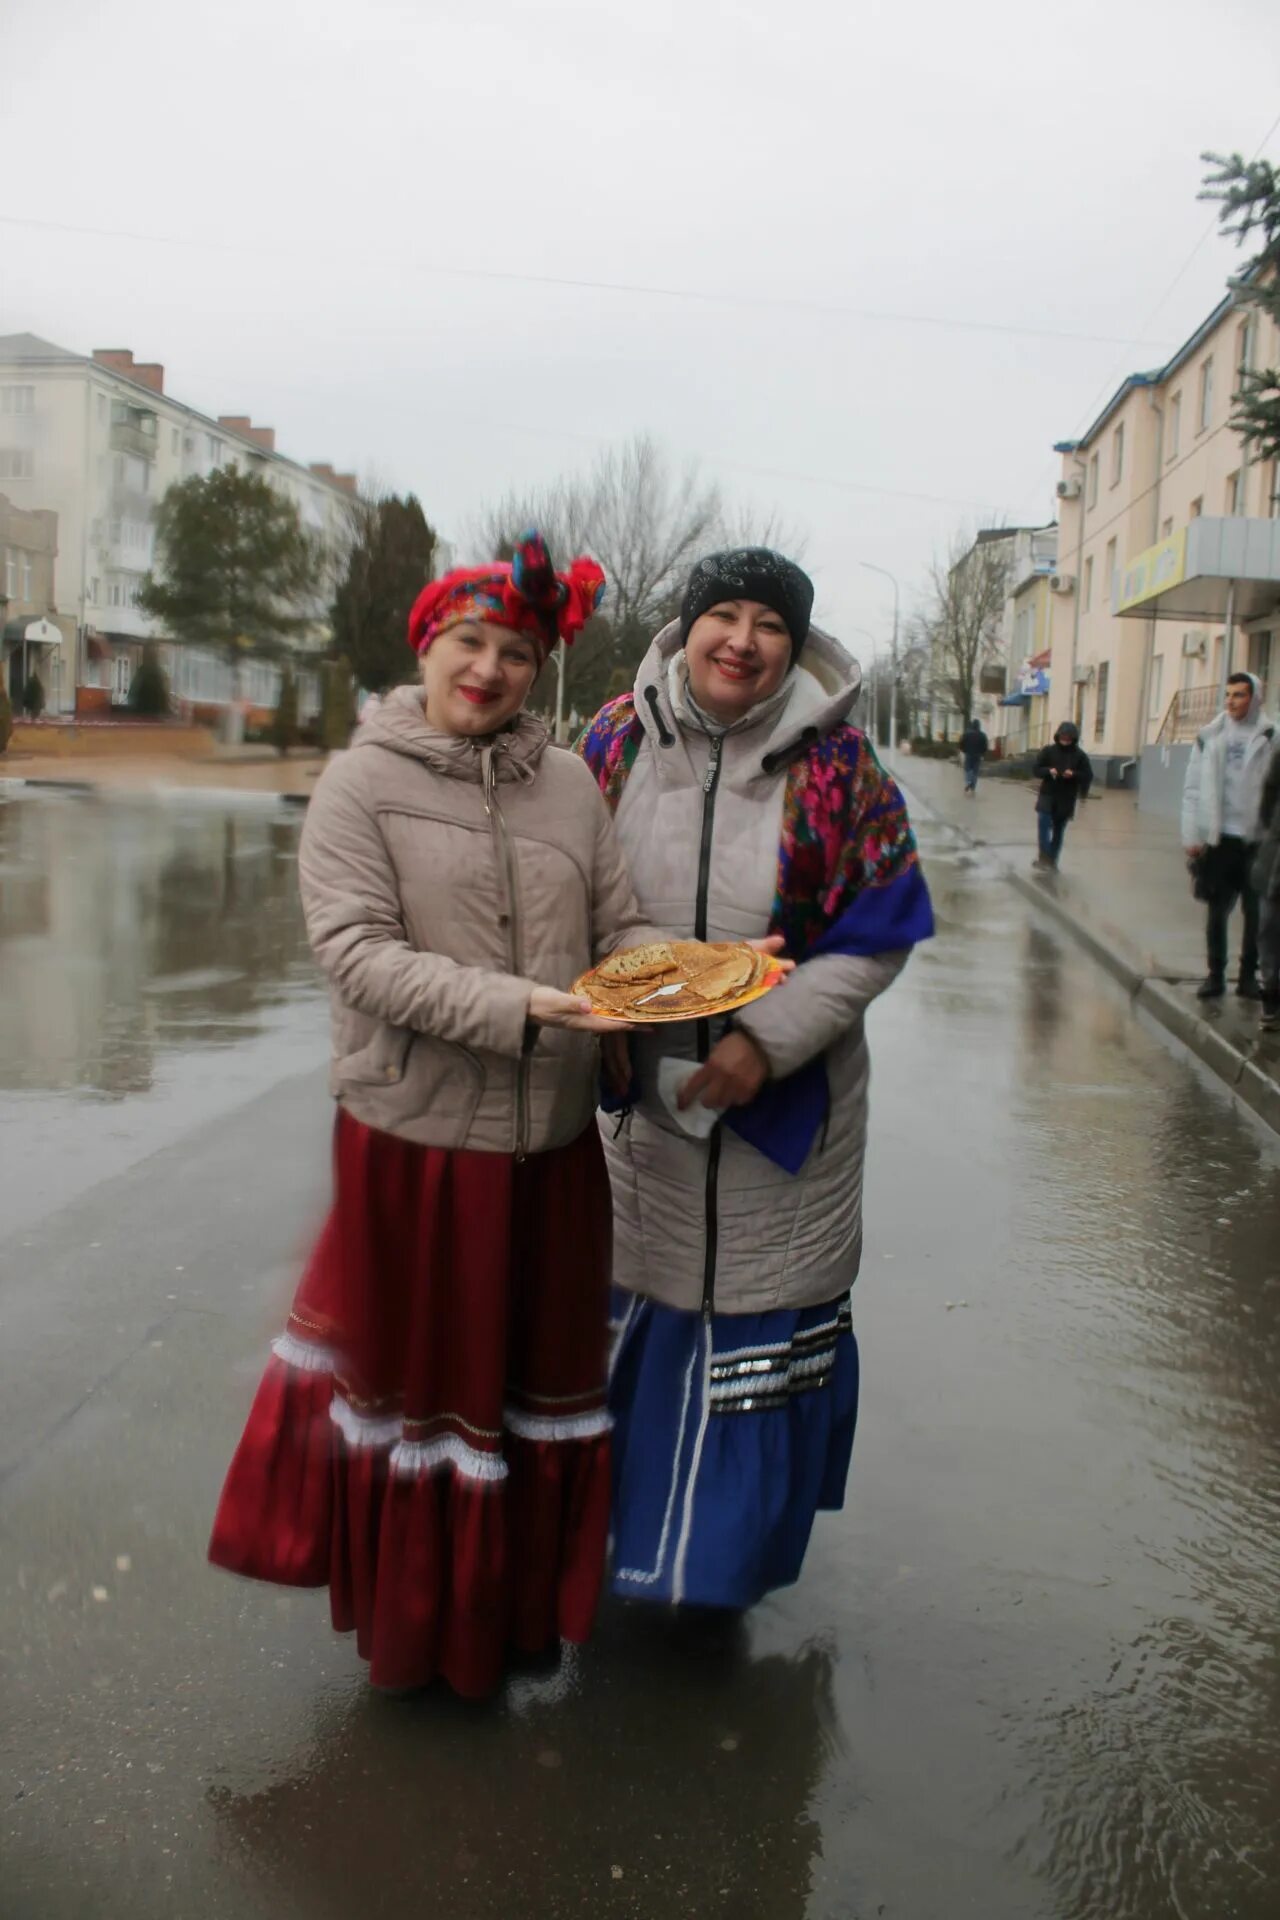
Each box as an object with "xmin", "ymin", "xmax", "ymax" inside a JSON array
[
  {"xmin": 1111, "ymin": 423, "xmax": 1125, "ymax": 487},
  {"xmin": 1248, "ymin": 631, "xmax": 1273, "ymax": 704},
  {"xmin": 1161, "ymin": 517, "xmax": 1174, "ymax": 538},
  {"xmin": 0, "ymin": 385, "xmax": 35, "ymax": 414},
  {"xmin": 4, "ymin": 551, "xmax": 15, "ymax": 596},
  {"xmin": 1105, "ymin": 538, "xmax": 1117, "ymax": 602},
  {"xmin": 98, "ymin": 393, "xmax": 107, "ymax": 423},
  {"xmin": 1226, "ymin": 471, "xmax": 1243, "ymax": 515},
  {"xmin": 1088, "ymin": 452, "xmax": 1100, "ymax": 508},
  {"xmin": 1168, "ymin": 391, "xmax": 1181, "ymax": 460},
  {"xmin": 1095, "ymin": 662, "xmax": 1110, "ymax": 741},
  {"xmin": 1083, "ymin": 556, "xmax": 1094, "ymax": 612},
  {"xmin": 1237, "ymin": 317, "xmax": 1253, "ymax": 373},
  {"xmin": 21, "ymin": 556, "xmax": 32, "ymax": 599},
  {"xmin": 1190, "ymin": 496, "xmax": 1203, "ymax": 519},
  {"xmin": 0, "ymin": 448, "xmax": 34, "ymax": 478},
  {"xmin": 171, "ymin": 427, "xmax": 180, "ymax": 453},
  {"xmin": 1198, "ymin": 357, "xmax": 1214, "ymax": 433}
]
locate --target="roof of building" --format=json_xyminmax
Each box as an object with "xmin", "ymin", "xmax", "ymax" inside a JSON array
[
  {"xmin": 0, "ymin": 334, "xmax": 83, "ymax": 362},
  {"xmin": 1054, "ymin": 276, "xmax": 1255, "ymax": 458},
  {"xmin": 0, "ymin": 333, "xmax": 355, "ymax": 498}
]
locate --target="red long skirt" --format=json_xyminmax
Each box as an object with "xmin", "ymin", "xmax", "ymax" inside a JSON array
[{"xmin": 208, "ymin": 1109, "xmax": 613, "ymax": 1698}]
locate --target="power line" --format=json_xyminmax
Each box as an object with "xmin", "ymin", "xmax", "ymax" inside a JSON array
[{"xmin": 0, "ymin": 209, "xmax": 1176, "ymax": 352}]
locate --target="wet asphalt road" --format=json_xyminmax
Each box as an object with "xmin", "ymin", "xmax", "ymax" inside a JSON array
[{"xmin": 1, "ymin": 789, "xmax": 1278, "ymax": 1920}]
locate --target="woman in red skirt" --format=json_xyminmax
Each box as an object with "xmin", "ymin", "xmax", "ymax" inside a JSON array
[{"xmin": 209, "ymin": 535, "xmax": 648, "ymax": 1698}]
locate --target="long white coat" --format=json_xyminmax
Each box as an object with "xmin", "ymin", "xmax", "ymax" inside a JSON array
[{"xmin": 600, "ymin": 623, "xmax": 909, "ymax": 1317}]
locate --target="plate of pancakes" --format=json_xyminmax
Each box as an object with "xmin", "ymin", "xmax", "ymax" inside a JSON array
[{"xmin": 572, "ymin": 940, "xmax": 784, "ymax": 1023}]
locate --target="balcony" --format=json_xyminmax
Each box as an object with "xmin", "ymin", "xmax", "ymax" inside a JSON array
[{"xmin": 109, "ymin": 420, "xmax": 157, "ymax": 461}]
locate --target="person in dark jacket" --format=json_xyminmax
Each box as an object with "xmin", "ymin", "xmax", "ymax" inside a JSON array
[
  {"xmin": 960, "ymin": 718, "xmax": 988, "ymax": 795},
  {"xmin": 1033, "ymin": 721, "xmax": 1093, "ymax": 869},
  {"xmin": 1254, "ymin": 737, "xmax": 1280, "ymax": 1031}
]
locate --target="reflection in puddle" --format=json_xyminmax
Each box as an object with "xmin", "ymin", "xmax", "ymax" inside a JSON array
[{"xmin": 0, "ymin": 792, "xmax": 325, "ymax": 1229}]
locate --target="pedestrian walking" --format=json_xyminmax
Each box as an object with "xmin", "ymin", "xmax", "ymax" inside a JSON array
[
  {"xmin": 1181, "ymin": 671, "xmax": 1276, "ymax": 1000},
  {"xmin": 209, "ymin": 535, "xmax": 653, "ymax": 1698},
  {"xmin": 578, "ymin": 548, "xmax": 933, "ymax": 1611},
  {"xmin": 1032, "ymin": 721, "xmax": 1093, "ymax": 869},
  {"xmin": 960, "ymin": 717, "xmax": 988, "ymax": 795},
  {"xmin": 1252, "ymin": 734, "xmax": 1280, "ymax": 1032}
]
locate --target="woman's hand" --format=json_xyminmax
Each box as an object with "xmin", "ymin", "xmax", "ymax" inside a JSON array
[
  {"xmin": 749, "ymin": 935, "xmax": 795, "ymax": 975},
  {"xmin": 677, "ymin": 1031, "xmax": 770, "ymax": 1111},
  {"xmin": 529, "ymin": 986, "xmax": 634, "ymax": 1035}
]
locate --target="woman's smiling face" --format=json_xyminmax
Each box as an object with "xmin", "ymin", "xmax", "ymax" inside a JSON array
[
  {"xmin": 420, "ymin": 620, "xmax": 542, "ymax": 736},
  {"xmin": 684, "ymin": 599, "xmax": 792, "ymax": 723}
]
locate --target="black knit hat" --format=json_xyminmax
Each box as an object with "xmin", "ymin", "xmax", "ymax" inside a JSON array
[{"xmin": 679, "ymin": 548, "xmax": 815, "ymax": 661}]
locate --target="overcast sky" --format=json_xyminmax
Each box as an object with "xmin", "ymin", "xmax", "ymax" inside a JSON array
[{"xmin": 3, "ymin": 0, "xmax": 1278, "ymax": 659}]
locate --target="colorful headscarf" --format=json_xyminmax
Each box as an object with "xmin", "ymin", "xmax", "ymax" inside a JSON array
[{"xmin": 407, "ymin": 531, "xmax": 606, "ymax": 661}]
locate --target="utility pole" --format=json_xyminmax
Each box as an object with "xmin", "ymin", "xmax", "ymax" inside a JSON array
[{"xmin": 861, "ymin": 562, "xmax": 900, "ymax": 753}]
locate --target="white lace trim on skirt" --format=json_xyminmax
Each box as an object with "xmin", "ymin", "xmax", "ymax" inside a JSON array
[
  {"xmin": 504, "ymin": 1407, "xmax": 612, "ymax": 1444},
  {"xmin": 272, "ymin": 1331, "xmax": 339, "ymax": 1374},
  {"xmin": 389, "ymin": 1434, "xmax": 509, "ymax": 1484}
]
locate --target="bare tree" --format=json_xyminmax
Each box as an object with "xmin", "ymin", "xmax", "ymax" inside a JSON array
[
  {"xmin": 474, "ymin": 433, "xmax": 721, "ymax": 644},
  {"xmin": 919, "ymin": 529, "xmax": 1014, "ymax": 731}
]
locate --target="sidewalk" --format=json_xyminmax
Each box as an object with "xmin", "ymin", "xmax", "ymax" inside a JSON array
[
  {"xmin": 888, "ymin": 751, "xmax": 1280, "ymax": 1136},
  {"xmin": 0, "ymin": 745, "xmax": 325, "ymax": 801}
]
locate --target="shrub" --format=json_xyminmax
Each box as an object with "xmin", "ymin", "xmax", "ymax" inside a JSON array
[
  {"xmin": 128, "ymin": 643, "xmax": 172, "ymax": 717},
  {"xmin": 909, "ymin": 736, "xmax": 957, "ymax": 760},
  {"xmin": 271, "ymin": 664, "xmax": 300, "ymax": 755},
  {"xmin": 0, "ymin": 684, "xmax": 11, "ymax": 753}
]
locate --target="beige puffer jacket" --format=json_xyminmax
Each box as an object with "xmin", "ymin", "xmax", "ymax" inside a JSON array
[
  {"xmin": 299, "ymin": 686, "xmax": 647, "ymax": 1156},
  {"xmin": 599, "ymin": 623, "xmax": 909, "ymax": 1315}
]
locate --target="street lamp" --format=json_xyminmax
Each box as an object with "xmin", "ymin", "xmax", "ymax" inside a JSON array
[
  {"xmin": 849, "ymin": 626, "xmax": 882, "ymax": 744},
  {"xmin": 860, "ymin": 562, "xmax": 900, "ymax": 753}
]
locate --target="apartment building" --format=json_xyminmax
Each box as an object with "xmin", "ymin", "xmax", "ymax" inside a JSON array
[
  {"xmin": 1, "ymin": 491, "xmax": 75, "ymax": 707},
  {"xmin": 0, "ymin": 334, "xmax": 357, "ymax": 717},
  {"xmin": 990, "ymin": 524, "xmax": 1058, "ymax": 755},
  {"xmin": 1052, "ymin": 281, "xmax": 1280, "ymax": 804},
  {"xmin": 933, "ymin": 523, "xmax": 1057, "ymax": 741}
]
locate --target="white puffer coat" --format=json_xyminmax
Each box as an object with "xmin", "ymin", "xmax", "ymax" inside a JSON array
[{"xmin": 597, "ymin": 623, "xmax": 913, "ymax": 1316}]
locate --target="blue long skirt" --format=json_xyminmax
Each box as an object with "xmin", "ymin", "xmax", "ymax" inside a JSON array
[{"xmin": 607, "ymin": 1288, "xmax": 859, "ymax": 1609}]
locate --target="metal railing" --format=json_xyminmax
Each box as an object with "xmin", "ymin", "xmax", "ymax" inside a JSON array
[{"xmin": 1156, "ymin": 684, "xmax": 1220, "ymax": 746}]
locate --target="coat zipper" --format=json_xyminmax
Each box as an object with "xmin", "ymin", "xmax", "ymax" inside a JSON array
[
  {"xmin": 695, "ymin": 734, "xmax": 723, "ymax": 1321},
  {"xmin": 482, "ymin": 744, "xmax": 531, "ymax": 1160}
]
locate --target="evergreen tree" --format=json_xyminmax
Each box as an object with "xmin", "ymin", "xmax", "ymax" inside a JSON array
[
  {"xmin": 139, "ymin": 468, "xmax": 320, "ymax": 662},
  {"xmin": 128, "ymin": 642, "xmax": 172, "ymax": 717},
  {"xmin": 331, "ymin": 493, "xmax": 437, "ymax": 694},
  {"xmin": 1202, "ymin": 151, "xmax": 1280, "ymax": 467},
  {"xmin": 22, "ymin": 671, "xmax": 45, "ymax": 718},
  {"xmin": 320, "ymin": 658, "xmax": 355, "ymax": 752},
  {"xmin": 271, "ymin": 664, "xmax": 300, "ymax": 755}
]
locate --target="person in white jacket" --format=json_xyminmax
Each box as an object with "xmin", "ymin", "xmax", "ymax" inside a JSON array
[{"xmin": 1181, "ymin": 671, "xmax": 1276, "ymax": 998}]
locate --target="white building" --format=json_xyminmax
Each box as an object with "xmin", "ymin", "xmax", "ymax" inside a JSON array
[{"xmin": 0, "ymin": 335, "xmax": 358, "ymax": 717}]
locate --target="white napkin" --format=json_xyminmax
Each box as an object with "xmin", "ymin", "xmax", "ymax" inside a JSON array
[{"xmin": 657, "ymin": 1057, "xmax": 721, "ymax": 1139}]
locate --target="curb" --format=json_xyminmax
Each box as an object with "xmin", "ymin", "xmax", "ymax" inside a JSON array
[
  {"xmin": 899, "ymin": 774, "xmax": 1280, "ymax": 1140},
  {"xmin": 0, "ymin": 774, "xmax": 312, "ymax": 807}
]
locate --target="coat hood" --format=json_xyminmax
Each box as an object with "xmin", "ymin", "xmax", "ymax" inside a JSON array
[
  {"xmin": 632, "ymin": 618, "xmax": 863, "ymax": 775},
  {"xmin": 351, "ymin": 683, "xmax": 551, "ymax": 783}
]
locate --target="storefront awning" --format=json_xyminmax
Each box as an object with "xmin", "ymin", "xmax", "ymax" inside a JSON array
[{"xmin": 1114, "ymin": 518, "xmax": 1280, "ymax": 622}]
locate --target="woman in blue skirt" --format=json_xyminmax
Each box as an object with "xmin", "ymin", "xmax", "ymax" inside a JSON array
[{"xmin": 579, "ymin": 549, "xmax": 932, "ymax": 1608}]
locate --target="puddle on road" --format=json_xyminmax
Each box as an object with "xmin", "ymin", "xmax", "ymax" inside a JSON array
[{"xmin": 0, "ymin": 791, "xmax": 326, "ymax": 1230}]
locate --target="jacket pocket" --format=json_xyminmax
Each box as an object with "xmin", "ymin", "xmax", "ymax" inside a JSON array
[
  {"xmin": 335, "ymin": 1024, "xmax": 416, "ymax": 1087},
  {"xmin": 335, "ymin": 1027, "xmax": 486, "ymax": 1139}
]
